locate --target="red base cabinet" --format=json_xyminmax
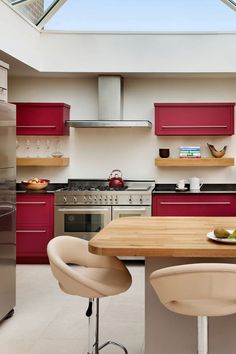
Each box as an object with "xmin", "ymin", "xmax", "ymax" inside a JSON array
[
  {"xmin": 154, "ymin": 103, "xmax": 235, "ymax": 136},
  {"xmin": 152, "ymin": 194, "xmax": 236, "ymax": 216},
  {"xmin": 16, "ymin": 194, "xmax": 54, "ymax": 263},
  {"xmin": 15, "ymin": 102, "xmax": 70, "ymax": 136}
]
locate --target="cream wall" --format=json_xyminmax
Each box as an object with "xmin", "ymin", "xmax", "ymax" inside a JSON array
[{"xmin": 9, "ymin": 76, "xmax": 236, "ymax": 183}]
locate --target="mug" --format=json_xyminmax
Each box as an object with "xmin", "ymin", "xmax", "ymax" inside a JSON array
[
  {"xmin": 159, "ymin": 148, "xmax": 170, "ymax": 158},
  {"xmin": 177, "ymin": 179, "xmax": 186, "ymax": 189},
  {"xmin": 189, "ymin": 177, "xmax": 203, "ymax": 191}
]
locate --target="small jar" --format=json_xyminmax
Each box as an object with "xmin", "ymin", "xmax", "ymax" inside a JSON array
[{"xmin": 159, "ymin": 148, "xmax": 170, "ymax": 158}]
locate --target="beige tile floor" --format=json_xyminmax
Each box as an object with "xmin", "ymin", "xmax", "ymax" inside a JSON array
[{"xmin": 0, "ymin": 262, "xmax": 144, "ymax": 354}]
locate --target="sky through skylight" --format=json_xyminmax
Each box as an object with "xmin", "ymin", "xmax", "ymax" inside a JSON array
[{"xmin": 44, "ymin": 0, "xmax": 236, "ymax": 32}]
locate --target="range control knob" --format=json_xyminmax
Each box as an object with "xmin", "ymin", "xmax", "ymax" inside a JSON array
[
  {"xmin": 94, "ymin": 196, "xmax": 97, "ymax": 203},
  {"xmin": 140, "ymin": 195, "xmax": 143, "ymax": 204},
  {"xmin": 63, "ymin": 196, "xmax": 67, "ymax": 204},
  {"xmin": 129, "ymin": 195, "xmax": 132, "ymax": 204},
  {"xmin": 99, "ymin": 196, "xmax": 103, "ymax": 203},
  {"xmin": 88, "ymin": 196, "xmax": 92, "ymax": 203},
  {"xmin": 83, "ymin": 196, "xmax": 87, "ymax": 203},
  {"xmin": 114, "ymin": 195, "xmax": 118, "ymax": 204},
  {"xmin": 73, "ymin": 196, "xmax": 77, "ymax": 203},
  {"xmin": 104, "ymin": 196, "xmax": 108, "ymax": 203}
]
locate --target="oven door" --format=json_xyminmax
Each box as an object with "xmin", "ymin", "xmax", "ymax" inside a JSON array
[
  {"xmin": 112, "ymin": 205, "xmax": 151, "ymax": 219},
  {"xmin": 55, "ymin": 205, "xmax": 112, "ymax": 241},
  {"xmin": 112, "ymin": 205, "xmax": 150, "ymax": 261}
]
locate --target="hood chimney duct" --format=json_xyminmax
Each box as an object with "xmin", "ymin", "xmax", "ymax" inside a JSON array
[{"xmin": 98, "ymin": 76, "xmax": 123, "ymax": 121}]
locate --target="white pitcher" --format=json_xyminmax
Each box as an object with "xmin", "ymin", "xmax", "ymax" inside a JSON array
[{"xmin": 189, "ymin": 177, "xmax": 203, "ymax": 191}]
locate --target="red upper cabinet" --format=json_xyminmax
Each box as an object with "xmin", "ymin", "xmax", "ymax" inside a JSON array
[
  {"xmin": 154, "ymin": 103, "xmax": 235, "ymax": 136},
  {"xmin": 14, "ymin": 102, "xmax": 70, "ymax": 136}
]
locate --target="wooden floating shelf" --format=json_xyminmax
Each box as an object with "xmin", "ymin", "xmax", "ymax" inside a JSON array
[
  {"xmin": 16, "ymin": 157, "xmax": 70, "ymax": 167},
  {"xmin": 155, "ymin": 157, "xmax": 235, "ymax": 167}
]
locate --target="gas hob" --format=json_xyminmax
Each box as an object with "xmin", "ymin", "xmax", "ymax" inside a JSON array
[{"xmin": 55, "ymin": 179, "xmax": 155, "ymax": 206}]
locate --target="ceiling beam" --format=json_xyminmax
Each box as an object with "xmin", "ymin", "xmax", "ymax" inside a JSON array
[{"xmin": 36, "ymin": 0, "xmax": 67, "ymax": 29}]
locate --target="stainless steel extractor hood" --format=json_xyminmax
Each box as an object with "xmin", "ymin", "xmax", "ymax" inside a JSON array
[{"xmin": 66, "ymin": 76, "xmax": 152, "ymax": 128}]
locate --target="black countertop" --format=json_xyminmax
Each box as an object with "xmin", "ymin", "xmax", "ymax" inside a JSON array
[
  {"xmin": 16, "ymin": 182, "xmax": 236, "ymax": 194},
  {"xmin": 16, "ymin": 183, "xmax": 67, "ymax": 193},
  {"xmin": 153, "ymin": 184, "xmax": 236, "ymax": 194}
]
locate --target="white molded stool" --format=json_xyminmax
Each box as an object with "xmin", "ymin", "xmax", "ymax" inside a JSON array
[
  {"xmin": 150, "ymin": 263, "xmax": 236, "ymax": 354},
  {"xmin": 47, "ymin": 236, "xmax": 132, "ymax": 354}
]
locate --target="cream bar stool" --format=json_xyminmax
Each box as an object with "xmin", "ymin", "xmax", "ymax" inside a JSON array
[
  {"xmin": 150, "ymin": 263, "xmax": 236, "ymax": 354},
  {"xmin": 47, "ymin": 236, "xmax": 132, "ymax": 354}
]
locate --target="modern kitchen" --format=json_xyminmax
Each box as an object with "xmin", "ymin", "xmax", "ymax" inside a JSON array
[{"xmin": 2, "ymin": 1, "xmax": 236, "ymax": 354}]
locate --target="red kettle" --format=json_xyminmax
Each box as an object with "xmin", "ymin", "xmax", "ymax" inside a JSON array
[{"xmin": 108, "ymin": 169, "xmax": 125, "ymax": 188}]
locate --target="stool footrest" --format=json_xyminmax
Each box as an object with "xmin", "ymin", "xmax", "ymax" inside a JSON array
[{"xmin": 99, "ymin": 340, "xmax": 128, "ymax": 354}]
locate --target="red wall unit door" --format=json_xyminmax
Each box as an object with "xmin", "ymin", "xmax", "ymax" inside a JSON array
[
  {"xmin": 154, "ymin": 103, "xmax": 235, "ymax": 136},
  {"xmin": 15, "ymin": 102, "xmax": 70, "ymax": 136},
  {"xmin": 16, "ymin": 194, "xmax": 54, "ymax": 263},
  {"xmin": 152, "ymin": 194, "xmax": 236, "ymax": 216}
]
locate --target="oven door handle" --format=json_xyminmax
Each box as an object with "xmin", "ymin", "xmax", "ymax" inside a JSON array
[
  {"xmin": 113, "ymin": 208, "xmax": 147, "ymax": 212},
  {"xmin": 57, "ymin": 208, "xmax": 110, "ymax": 212}
]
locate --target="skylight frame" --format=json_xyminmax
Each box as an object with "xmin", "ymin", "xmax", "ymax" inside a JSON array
[{"xmin": 11, "ymin": 0, "xmax": 67, "ymax": 28}]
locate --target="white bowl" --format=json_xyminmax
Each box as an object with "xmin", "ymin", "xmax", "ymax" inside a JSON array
[{"xmin": 51, "ymin": 152, "xmax": 63, "ymax": 158}]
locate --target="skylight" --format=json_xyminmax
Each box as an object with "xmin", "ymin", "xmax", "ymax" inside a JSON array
[
  {"xmin": 9, "ymin": 0, "xmax": 236, "ymax": 32},
  {"xmin": 43, "ymin": 0, "xmax": 236, "ymax": 32}
]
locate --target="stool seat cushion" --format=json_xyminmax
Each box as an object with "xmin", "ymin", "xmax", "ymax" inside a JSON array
[
  {"xmin": 47, "ymin": 236, "xmax": 132, "ymax": 298},
  {"xmin": 150, "ymin": 263, "xmax": 236, "ymax": 317}
]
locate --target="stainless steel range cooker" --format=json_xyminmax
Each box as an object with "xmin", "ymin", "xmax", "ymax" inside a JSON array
[{"xmin": 55, "ymin": 179, "xmax": 155, "ymax": 244}]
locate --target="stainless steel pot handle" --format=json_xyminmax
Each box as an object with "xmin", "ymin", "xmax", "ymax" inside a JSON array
[{"xmin": 109, "ymin": 169, "xmax": 123, "ymax": 179}]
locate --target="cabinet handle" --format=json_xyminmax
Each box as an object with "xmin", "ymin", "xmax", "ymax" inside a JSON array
[
  {"xmin": 57, "ymin": 208, "xmax": 110, "ymax": 212},
  {"xmin": 16, "ymin": 202, "xmax": 46, "ymax": 205},
  {"xmin": 162, "ymin": 125, "xmax": 228, "ymax": 129},
  {"xmin": 17, "ymin": 125, "xmax": 56, "ymax": 129},
  {"xmin": 16, "ymin": 230, "xmax": 46, "ymax": 233},
  {"xmin": 0, "ymin": 87, "xmax": 7, "ymax": 91},
  {"xmin": 113, "ymin": 208, "xmax": 147, "ymax": 212},
  {"xmin": 160, "ymin": 201, "xmax": 231, "ymax": 205}
]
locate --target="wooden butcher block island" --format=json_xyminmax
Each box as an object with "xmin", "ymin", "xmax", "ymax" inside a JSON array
[
  {"xmin": 89, "ymin": 216, "xmax": 236, "ymax": 257},
  {"xmin": 89, "ymin": 217, "xmax": 236, "ymax": 354}
]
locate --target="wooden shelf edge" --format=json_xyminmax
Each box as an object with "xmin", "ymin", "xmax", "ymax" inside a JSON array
[
  {"xmin": 155, "ymin": 157, "xmax": 235, "ymax": 167},
  {"xmin": 16, "ymin": 157, "xmax": 70, "ymax": 167}
]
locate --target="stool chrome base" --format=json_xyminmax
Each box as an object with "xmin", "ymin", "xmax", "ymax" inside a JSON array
[
  {"xmin": 87, "ymin": 298, "xmax": 128, "ymax": 354},
  {"xmin": 197, "ymin": 316, "xmax": 208, "ymax": 354}
]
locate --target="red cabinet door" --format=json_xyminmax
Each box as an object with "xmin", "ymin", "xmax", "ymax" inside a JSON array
[
  {"xmin": 152, "ymin": 194, "xmax": 236, "ymax": 216},
  {"xmin": 16, "ymin": 228, "xmax": 51, "ymax": 257},
  {"xmin": 15, "ymin": 102, "xmax": 70, "ymax": 135},
  {"xmin": 154, "ymin": 103, "xmax": 235, "ymax": 136},
  {"xmin": 16, "ymin": 194, "xmax": 54, "ymax": 227},
  {"xmin": 16, "ymin": 194, "xmax": 54, "ymax": 263}
]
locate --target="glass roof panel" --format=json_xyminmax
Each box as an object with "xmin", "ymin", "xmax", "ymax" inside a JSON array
[{"xmin": 43, "ymin": 0, "xmax": 236, "ymax": 32}]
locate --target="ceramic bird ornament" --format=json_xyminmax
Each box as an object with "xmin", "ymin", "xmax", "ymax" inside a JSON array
[{"xmin": 207, "ymin": 143, "xmax": 227, "ymax": 158}]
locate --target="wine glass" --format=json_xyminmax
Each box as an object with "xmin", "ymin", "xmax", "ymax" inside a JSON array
[
  {"xmin": 26, "ymin": 139, "xmax": 30, "ymax": 157},
  {"xmin": 36, "ymin": 139, "xmax": 40, "ymax": 157},
  {"xmin": 46, "ymin": 139, "xmax": 50, "ymax": 157}
]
